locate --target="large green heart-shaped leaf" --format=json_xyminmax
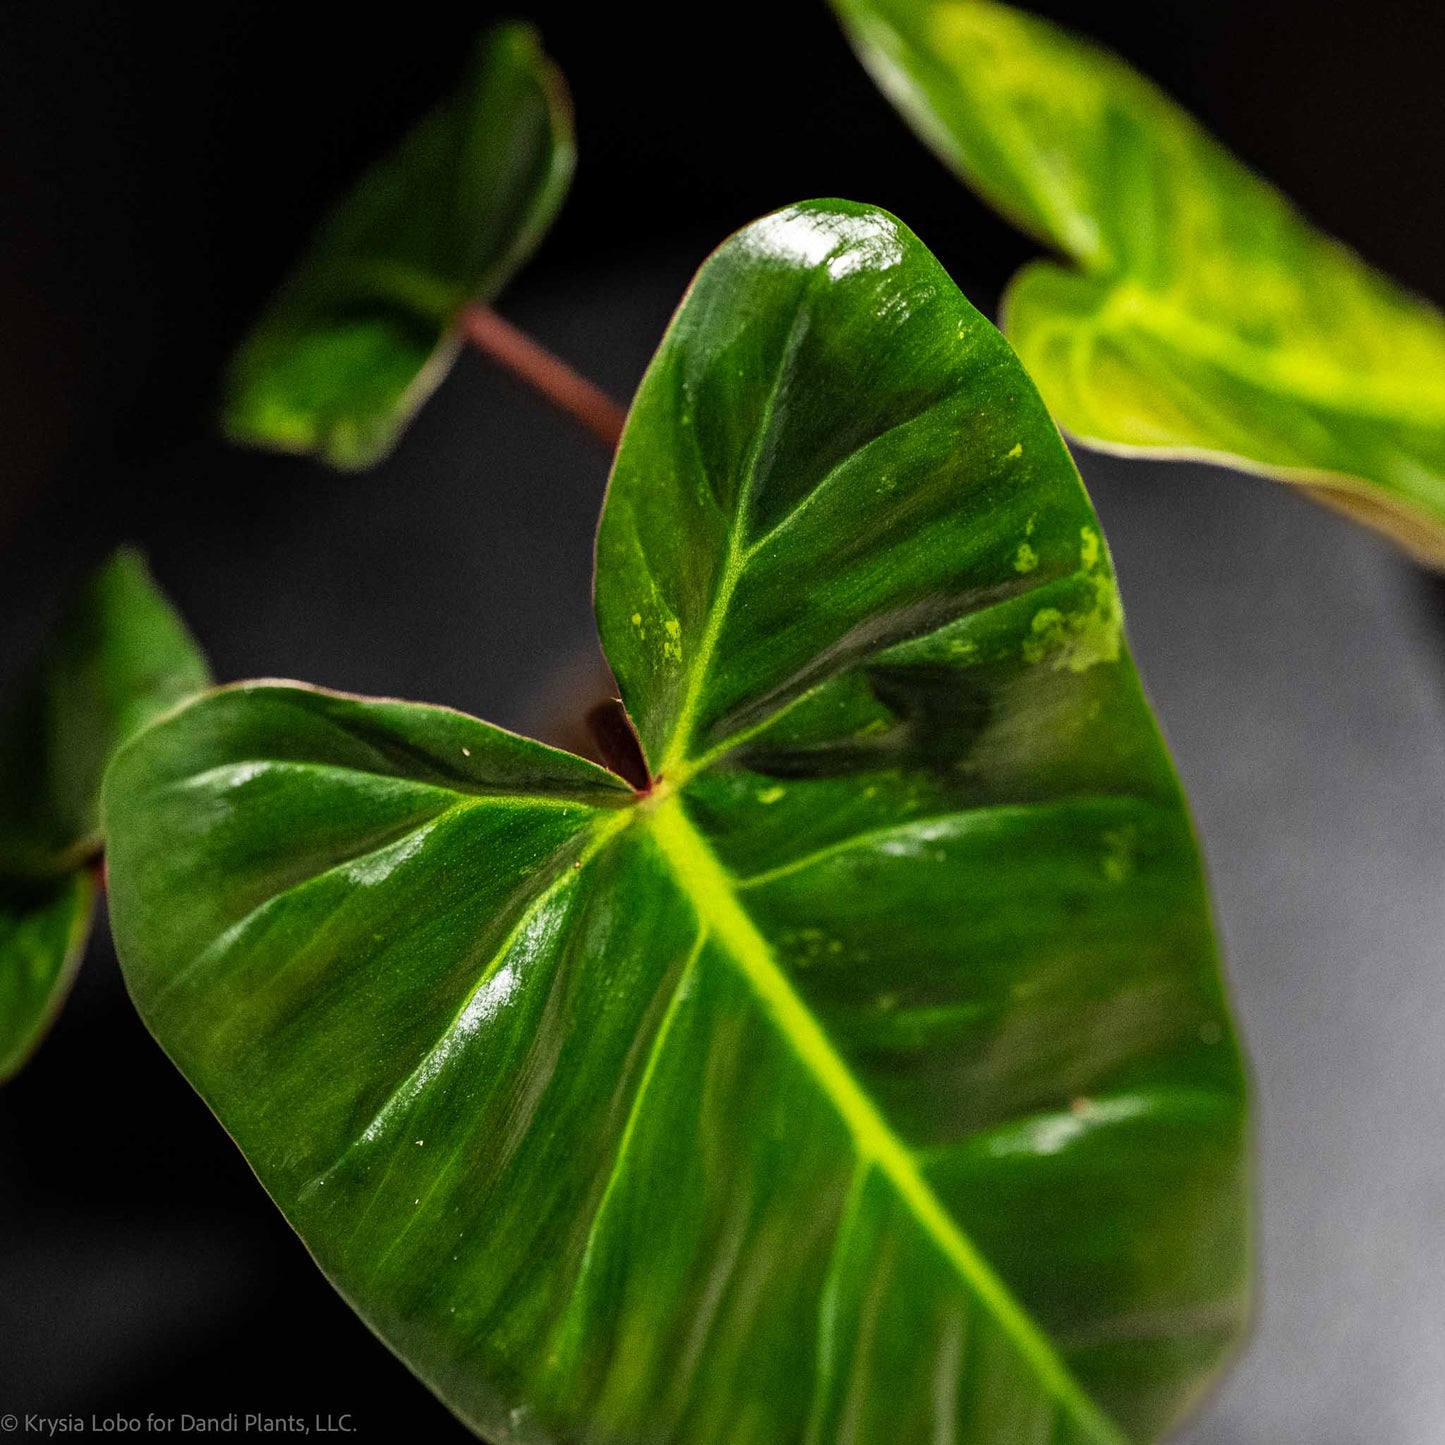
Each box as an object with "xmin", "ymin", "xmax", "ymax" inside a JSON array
[
  {"xmin": 222, "ymin": 23, "xmax": 573, "ymax": 471},
  {"xmin": 106, "ymin": 201, "xmax": 1247, "ymax": 1443},
  {"xmin": 832, "ymin": 0, "xmax": 1445, "ymax": 564},
  {"xmin": 0, "ymin": 548, "xmax": 209, "ymax": 1079}
]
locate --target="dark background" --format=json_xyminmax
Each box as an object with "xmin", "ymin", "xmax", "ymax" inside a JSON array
[{"xmin": 1, "ymin": 2, "xmax": 1443, "ymax": 1441}]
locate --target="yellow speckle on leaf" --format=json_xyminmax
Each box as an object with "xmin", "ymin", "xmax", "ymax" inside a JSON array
[
  {"xmin": 1101, "ymin": 826, "xmax": 1137, "ymax": 883},
  {"xmin": 1006, "ymin": 442, "xmax": 1024, "ymax": 459},
  {"xmin": 1020, "ymin": 526, "xmax": 1121, "ymax": 672},
  {"xmin": 1022, "ymin": 608, "xmax": 1065, "ymax": 662},
  {"xmin": 663, "ymin": 617, "xmax": 683, "ymax": 663},
  {"xmin": 1014, "ymin": 542, "xmax": 1038, "ymax": 574},
  {"xmin": 757, "ymin": 785, "xmax": 785, "ymax": 804}
]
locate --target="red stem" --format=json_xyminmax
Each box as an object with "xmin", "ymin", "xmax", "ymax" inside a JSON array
[{"xmin": 459, "ymin": 304, "xmax": 626, "ymax": 452}]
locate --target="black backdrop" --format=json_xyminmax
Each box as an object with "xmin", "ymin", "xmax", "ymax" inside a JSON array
[{"xmin": 1, "ymin": 2, "xmax": 1442, "ymax": 1440}]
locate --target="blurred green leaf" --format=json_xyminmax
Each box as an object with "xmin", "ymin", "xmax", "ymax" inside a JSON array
[
  {"xmin": 223, "ymin": 23, "xmax": 574, "ymax": 470},
  {"xmin": 833, "ymin": 0, "xmax": 1445, "ymax": 563},
  {"xmin": 0, "ymin": 548, "xmax": 212, "ymax": 874},
  {"xmin": 0, "ymin": 549, "xmax": 209, "ymax": 1079},
  {"xmin": 0, "ymin": 874, "xmax": 94, "ymax": 1081},
  {"xmin": 107, "ymin": 203, "xmax": 1245, "ymax": 1442}
]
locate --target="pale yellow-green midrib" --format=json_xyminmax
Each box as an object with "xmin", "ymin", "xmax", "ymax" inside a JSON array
[{"xmin": 642, "ymin": 792, "xmax": 1125, "ymax": 1443}]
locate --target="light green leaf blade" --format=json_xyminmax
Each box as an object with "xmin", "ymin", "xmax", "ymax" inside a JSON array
[
  {"xmin": 0, "ymin": 547, "xmax": 209, "ymax": 1077},
  {"xmin": 223, "ymin": 23, "xmax": 574, "ymax": 471},
  {"xmin": 832, "ymin": 0, "xmax": 1445, "ymax": 563},
  {"xmin": 107, "ymin": 202, "xmax": 1246, "ymax": 1443}
]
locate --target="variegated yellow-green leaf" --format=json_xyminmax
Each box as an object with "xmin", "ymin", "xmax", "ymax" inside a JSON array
[
  {"xmin": 832, "ymin": 0, "xmax": 1445, "ymax": 563},
  {"xmin": 0, "ymin": 549, "xmax": 209, "ymax": 1079},
  {"xmin": 106, "ymin": 202, "xmax": 1247, "ymax": 1442},
  {"xmin": 223, "ymin": 23, "xmax": 573, "ymax": 470}
]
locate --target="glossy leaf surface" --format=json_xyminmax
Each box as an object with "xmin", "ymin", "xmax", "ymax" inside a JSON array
[
  {"xmin": 107, "ymin": 202, "xmax": 1246, "ymax": 1443},
  {"xmin": 0, "ymin": 549, "xmax": 209, "ymax": 1079},
  {"xmin": 833, "ymin": 0, "xmax": 1445, "ymax": 563},
  {"xmin": 223, "ymin": 23, "xmax": 573, "ymax": 470}
]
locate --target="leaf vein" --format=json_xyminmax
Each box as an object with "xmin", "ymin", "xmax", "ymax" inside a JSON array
[
  {"xmin": 735, "ymin": 795, "xmax": 1163, "ymax": 891},
  {"xmin": 303, "ymin": 810, "xmax": 627, "ymax": 1214},
  {"xmin": 740, "ymin": 389, "xmax": 967, "ymax": 563},
  {"xmin": 659, "ymin": 284, "xmax": 817, "ymax": 777},
  {"xmin": 646, "ymin": 795, "xmax": 1124, "ymax": 1444}
]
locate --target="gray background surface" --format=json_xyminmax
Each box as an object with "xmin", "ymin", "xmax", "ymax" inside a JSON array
[{"xmin": 1083, "ymin": 451, "xmax": 1445, "ymax": 1445}]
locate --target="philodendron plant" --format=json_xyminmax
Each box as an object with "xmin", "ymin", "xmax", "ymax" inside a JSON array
[
  {"xmin": 831, "ymin": 0, "xmax": 1445, "ymax": 564},
  {"xmin": 102, "ymin": 200, "xmax": 1248, "ymax": 1444},
  {"xmin": 33, "ymin": 3, "xmax": 1445, "ymax": 1438}
]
